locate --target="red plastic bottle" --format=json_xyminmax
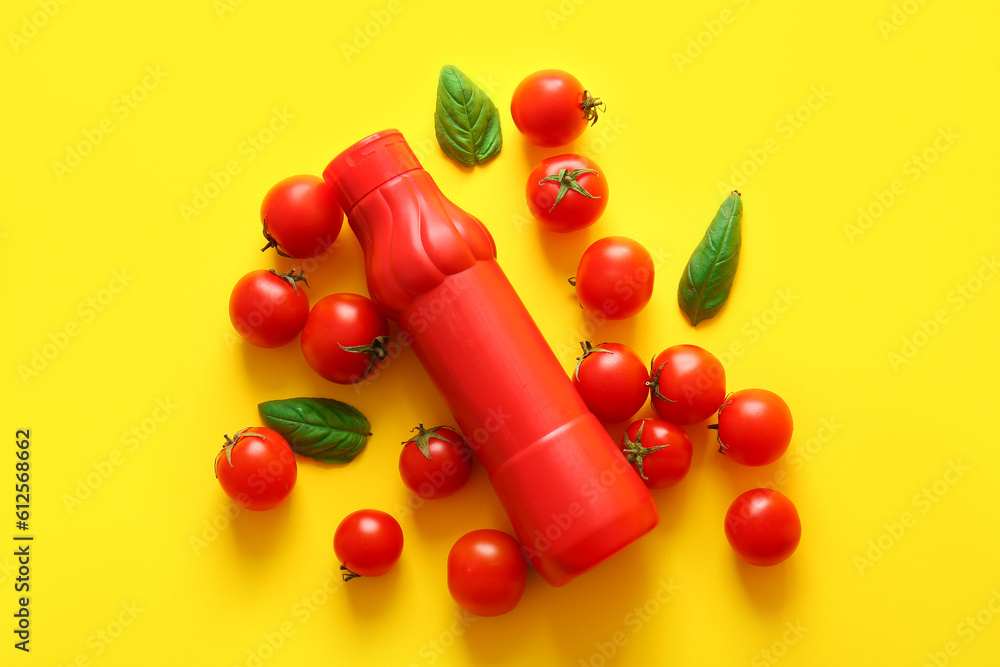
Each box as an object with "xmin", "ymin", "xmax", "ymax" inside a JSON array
[{"xmin": 324, "ymin": 130, "xmax": 658, "ymax": 586}]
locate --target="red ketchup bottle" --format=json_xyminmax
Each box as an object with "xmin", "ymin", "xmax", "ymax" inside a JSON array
[{"xmin": 324, "ymin": 130, "xmax": 658, "ymax": 586}]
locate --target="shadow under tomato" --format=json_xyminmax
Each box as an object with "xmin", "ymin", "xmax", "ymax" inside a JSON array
[
  {"xmin": 409, "ymin": 465, "xmax": 506, "ymax": 542},
  {"xmin": 340, "ymin": 561, "xmax": 401, "ymax": 618},
  {"xmin": 718, "ymin": 454, "xmax": 790, "ymax": 498},
  {"xmin": 237, "ymin": 334, "xmax": 310, "ymax": 398},
  {"xmin": 733, "ymin": 553, "xmax": 796, "ymax": 614},
  {"xmin": 537, "ymin": 224, "xmax": 598, "ymax": 277},
  {"xmin": 268, "ymin": 222, "xmax": 369, "ymax": 299},
  {"xmin": 685, "ymin": 417, "xmax": 716, "ymax": 471},
  {"xmin": 525, "ymin": 538, "xmax": 666, "ymax": 666},
  {"xmin": 518, "ymin": 139, "xmax": 566, "ymax": 170},
  {"xmin": 229, "ymin": 492, "xmax": 294, "ymax": 562}
]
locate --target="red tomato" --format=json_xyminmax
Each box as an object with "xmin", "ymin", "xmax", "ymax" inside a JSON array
[
  {"xmin": 573, "ymin": 237, "xmax": 655, "ymax": 320},
  {"xmin": 214, "ymin": 427, "xmax": 296, "ymax": 511},
  {"xmin": 724, "ymin": 488, "xmax": 801, "ymax": 566},
  {"xmin": 648, "ymin": 345, "xmax": 726, "ymax": 425},
  {"xmin": 526, "ymin": 154, "xmax": 608, "ymax": 232},
  {"xmin": 510, "ymin": 69, "xmax": 604, "ymax": 147},
  {"xmin": 261, "ymin": 175, "xmax": 344, "ymax": 259},
  {"xmin": 300, "ymin": 293, "xmax": 391, "ymax": 384},
  {"xmin": 620, "ymin": 419, "xmax": 692, "ymax": 488},
  {"xmin": 712, "ymin": 389, "xmax": 793, "ymax": 466},
  {"xmin": 399, "ymin": 424, "xmax": 474, "ymax": 499},
  {"xmin": 229, "ymin": 269, "xmax": 310, "ymax": 348},
  {"xmin": 447, "ymin": 529, "xmax": 528, "ymax": 617},
  {"xmin": 334, "ymin": 509, "xmax": 404, "ymax": 581},
  {"xmin": 573, "ymin": 341, "xmax": 648, "ymax": 423}
]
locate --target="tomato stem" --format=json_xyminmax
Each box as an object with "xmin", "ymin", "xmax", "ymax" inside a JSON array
[
  {"xmin": 269, "ymin": 268, "xmax": 310, "ymax": 295},
  {"xmin": 645, "ymin": 359, "xmax": 676, "ymax": 404},
  {"xmin": 539, "ymin": 168, "xmax": 601, "ymax": 212},
  {"xmin": 580, "ymin": 90, "xmax": 605, "ymax": 126},
  {"xmin": 339, "ymin": 335, "xmax": 394, "ymax": 382},
  {"xmin": 573, "ymin": 340, "xmax": 612, "ymax": 382},
  {"xmin": 260, "ymin": 219, "xmax": 293, "ymax": 258},
  {"xmin": 621, "ymin": 422, "xmax": 668, "ymax": 480},
  {"xmin": 711, "ymin": 393, "xmax": 732, "ymax": 454},
  {"xmin": 707, "ymin": 423, "xmax": 729, "ymax": 454},
  {"xmin": 403, "ymin": 422, "xmax": 458, "ymax": 459},
  {"xmin": 219, "ymin": 428, "xmax": 264, "ymax": 470}
]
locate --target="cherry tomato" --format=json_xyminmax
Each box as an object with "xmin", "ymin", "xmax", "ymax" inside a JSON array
[
  {"xmin": 510, "ymin": 69, "xmax": 604, "ymax": 147},
  {"xmin": 526, "ymin": 154, "xmax": 608, "ymax": 232},
  {"xmin": 724, "ymin": 488, "xmax": 801, "ymax": 566},
  {"xmin": 712, "ymin": 389, "xmax": 793, "ymax": 466},
  {"xmin": 261, "ymin": 175, "xmax": 344, "ymax": 259},
  {"xmin": 573, "ymin": 341, "xmax": 648, "ymax": 423},
  {"xmin": 300, "ymin": 293, "xmax": 391, "ymax": 384},
  {"xmin": 648, "ymin": 345, "xmax": 726, "ymax": 425},
  {"xmin": 334, "ymin": 509, "xmax": 404, "ymax": 581},
  {"xmin": 447, "ymin": 529, "xmax": 528, "ymax": 617},
  {"xmin": 399, "ymin": 424, "xmax": 474, "ymax": 499},
  {"xmin": 620, "ymin": 419, "xmax": 692, "ymax": 489},
  {"xmin": 573, "ymin": 237, "xmax": 655, "ymax": 320},
  {"xmin": 214, "ymin": 427, "xmax": 296, "ymax": 511},
  {"xmin": 229, "ymin": 269, "xmax": 310, "ymax": 348}
]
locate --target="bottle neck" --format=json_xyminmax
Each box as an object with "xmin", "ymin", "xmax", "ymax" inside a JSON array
[{"xmin": 324, "ymin": 130, "xmax": 422, "ymax": 214}]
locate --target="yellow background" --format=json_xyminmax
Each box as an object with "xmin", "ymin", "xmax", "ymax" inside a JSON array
[{"xmin": 3, "ymin": 0, "xmax": 1000, "ymax": 665}]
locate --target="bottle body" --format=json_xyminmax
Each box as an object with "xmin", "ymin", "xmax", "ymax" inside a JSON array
[{"xmin": 325, "ymin": 130, "xmax": 657, "ymax": 586}]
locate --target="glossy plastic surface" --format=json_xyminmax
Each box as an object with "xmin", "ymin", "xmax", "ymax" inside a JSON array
[{"xmin": 324, "ymin": 130, "xmax": 658, "ymax": 586}]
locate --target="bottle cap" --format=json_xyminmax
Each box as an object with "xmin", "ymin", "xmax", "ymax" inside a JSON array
[{"xmin": 324, "ymin": 129, "xmax": 422, "ymax": 213}]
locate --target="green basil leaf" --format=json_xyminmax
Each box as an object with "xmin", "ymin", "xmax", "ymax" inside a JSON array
[
  {"xmin": 677, "ymin": 191, "xmax": 743, "ymax": 326},
  {"xmin": 434, "ymin": 65, "xmax": 502, "ymax": 167},
  {"xmin": 257, "ymin": 397, "xmax": 371, "ymax": 464}
]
